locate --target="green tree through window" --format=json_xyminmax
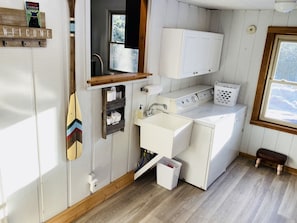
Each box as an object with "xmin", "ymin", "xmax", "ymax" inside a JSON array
[
  {"xmin": 111, "ymin": 14, "xmax": 125, "ymax": 43},
  {"xmin": 109, "ymin": 12, "xmax": 138, "ymax": 73}
]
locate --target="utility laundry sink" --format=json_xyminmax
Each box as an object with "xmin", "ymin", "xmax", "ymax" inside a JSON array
[{"xmin": 139, "ymin": 113, "xmax": 193, "ymax": 158}]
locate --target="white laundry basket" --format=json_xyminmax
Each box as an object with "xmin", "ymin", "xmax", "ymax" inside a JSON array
[
  {"xmin": 157, "ymin": 157, "xmax": 182, "ymax": 190},
  {"xmin": 214, "ymin": 82, "xmax": 240, "ymax": 106}
]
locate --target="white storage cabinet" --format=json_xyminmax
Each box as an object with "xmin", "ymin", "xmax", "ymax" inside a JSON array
[{"xmin": 159, "ymin": 28, "xmax": 224, "ymax": 79}]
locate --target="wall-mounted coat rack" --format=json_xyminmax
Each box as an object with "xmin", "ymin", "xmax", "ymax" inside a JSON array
[{"xmin": 0, "ymin": 7, "xmax": 52, "ymax": 47}]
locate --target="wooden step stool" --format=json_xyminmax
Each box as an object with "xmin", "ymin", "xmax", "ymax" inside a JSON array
[{"xmin": 255, "ymin": 148, "xmax": 287, "ymax": 175}]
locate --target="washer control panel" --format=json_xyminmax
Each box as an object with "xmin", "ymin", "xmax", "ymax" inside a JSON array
[{"xmin": 157, "ymin": 85, "xmax": 214, "ymax": 114}]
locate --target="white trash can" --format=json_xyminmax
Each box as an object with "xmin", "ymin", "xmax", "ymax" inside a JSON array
[{"xmin": 157, "ymin": 157, "xmax": 182, "ymax": 190}]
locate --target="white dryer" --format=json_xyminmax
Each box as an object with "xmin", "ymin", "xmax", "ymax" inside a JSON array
[{"xmin": 157, "ymin": 86, "xmax": 246, "ymax": 190}]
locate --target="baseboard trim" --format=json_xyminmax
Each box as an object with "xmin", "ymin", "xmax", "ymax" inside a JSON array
[
  {"xmin": 46, "ymin": 171, "xmax": 135, "ymax": 223},
  {"xmin": 239, "ymin": 152, "xmax": 297, "ymax": 175}
]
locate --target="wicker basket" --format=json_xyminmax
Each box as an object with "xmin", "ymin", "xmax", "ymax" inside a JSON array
[{"xmin": 214, "ymin": 82, "xmax": 240, "ymax": 106}]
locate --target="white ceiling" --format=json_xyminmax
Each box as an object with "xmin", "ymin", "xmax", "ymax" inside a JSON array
[{"xmin": 178, "ymin": 0, "xmax": 276, "ymax": 10}]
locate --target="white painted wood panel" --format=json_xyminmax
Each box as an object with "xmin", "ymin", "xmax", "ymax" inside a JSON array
[
  {"xmin": 233, "ymin": 10, "xmax": 259, "ymax": 103},
  {"xmin": 128, "ymin": 82, "xmax": 148, "ymax": 171},
  {"xmin": 111, "ymin": 128, "xmax": 130, "ymax": 181},
  {"xmin": 7, "ymin": 182, "xmax": 40, "ymax": 223},
  {"xmin": 275, "ymin": 132, "xmax": 294, "ymax": 155},
  {"xmin": 164, "ymin": 0, "xmax": 179, "ymax": 27},
  {"xmin": 247, "ymin": 126, "xmax": 264, "ymax": 155},
  {"xmin": 238, "ymin": 10, "xmax": 273, "ymax": 154},
  {"xmin": 90, "ymin": 87, "xmax": 112, "ymax": 190},
  {"xmin": 33, "ymin": 0, "xmax": 69, "ymax": 219},
  {"xmin": 177, "ymin": 1, "xmax": 190, "ymax": 28},
  {"xmin": 0, "ymin": 47, "xmax": 40, "ymax": 222},
  {"xmin": 209, "ymin": 10, "xmax": 220, "ymax": 32},
  {"xmin": 197, "ymin": 7, "xmax": 209, "ymax": 31},
  {"xmin": 240, "ymin": 114, "xmax": 253, "ymax": 153},
  {"xmin": 242, "ymin": 10, "xmax": 273, "ymax": 107},
  {"xmin": 93, "ymin": 137, "xmax": 112, "ymax": 190},
  {"xmin": 111, "ymin": 85, "xmax": 132, "ymax": 181},
  {"xmin": 272, "ymin": 11, "xmax": 290, "ymax": 26},
  {"xmin": 261, "ymin": 129, "xmax": 278, "ymax": 151},
  {"xmin": 288, "ymin": 136, "xmax": 297, "ymax": 167},
  {"xmin": 68, "ymin": 142, "xmax": 92, "ymax": 206},
  {"xmin": 146, "ymin": 0, "xmax": 167, "ymax": 76},
  {"xmin": 0, "ymin": 0, "xmax": 71, "ymax": 220},
  {"xmin": 0, "ymin": 170, "xmax": 5, "ymax": 222},
  {"xmin": 188, "ymin": 5, "xmax": 200, "ymax": 29},
  {"xmin": 210, "ymin": 10, "xmax": 233, "ymax": 85},
  {"xmin": 222, "ymin": 10, "xmax": 245, "ymax": 83},
  {"xmin": 288, "ymin": 10, "xmax": 297, "ymax": 25}
]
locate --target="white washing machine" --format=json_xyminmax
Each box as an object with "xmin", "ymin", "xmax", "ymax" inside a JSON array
[{"xmin": 157, "ymin": 85, "xmax": 247, "ymax": 190}]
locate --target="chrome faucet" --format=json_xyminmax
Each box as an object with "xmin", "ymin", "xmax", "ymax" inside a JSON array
[
  {"xmin": 146, "ymin": 103, "xmax": 167, "ymax": 116},
  {"xmin": 92, "ymin": 53, "xmax": 104, "ymax": 75}
]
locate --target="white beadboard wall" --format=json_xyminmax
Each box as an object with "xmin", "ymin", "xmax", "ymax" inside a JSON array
[
  {"xmin": 207, "ymin": 9, "xmax": 297, "ymax": 168},
  {"xmin": 0, "ymin": 0, "xmax": 69, "ymax": 222},
  {"xmin": 0, "ymin": 0, "xmax": 210, "ymax": 222},
  {"xmin": 1, "ymin": 0, "xmax": 297, "ymax": 222}
]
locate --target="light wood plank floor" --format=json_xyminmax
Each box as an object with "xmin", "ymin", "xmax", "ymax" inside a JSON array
[{"xmin": 74, "ymin": 157, "xmax": 297, "ymax": 223}]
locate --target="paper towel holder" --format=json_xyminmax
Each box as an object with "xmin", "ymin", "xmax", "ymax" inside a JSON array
[
  {"xmin": 140, "ymin": 86, "xmax": 149, "ymax": 93},
  {"xmin": 140, "ymin": 85, "xmax": 163, "ymax": 95}
]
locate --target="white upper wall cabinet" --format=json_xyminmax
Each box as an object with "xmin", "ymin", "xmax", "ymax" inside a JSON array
[{"xmin": 159, "ymin": 28, "xmax": 224, "ymax": 79}]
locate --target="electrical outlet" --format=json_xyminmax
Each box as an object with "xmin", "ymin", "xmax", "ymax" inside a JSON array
[
  {"xmin": 89, "ymin": 178, "xmax": 98, "ymax": 193},
  {"xmin": 88, "ymin": 172, "xmax": 99, "ymax": 193}
]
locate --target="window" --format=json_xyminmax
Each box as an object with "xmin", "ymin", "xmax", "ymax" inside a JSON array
[
  {"xmin": 109, "ymin": 12, "xmax": 139, "ymax": 73},
  {"xmin": 251, "ymin": 27, "xmax": 297, "ymax": 134}
]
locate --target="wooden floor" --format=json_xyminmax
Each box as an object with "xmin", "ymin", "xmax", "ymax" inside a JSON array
[{"xmin": 74, "ymin": 157, "xmax": 297, "ymax": 223}]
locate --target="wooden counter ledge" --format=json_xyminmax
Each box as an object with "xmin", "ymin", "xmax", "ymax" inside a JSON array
[{"xmin": 87, "ymin": 72, "xmax": 152, "ymax": 86}]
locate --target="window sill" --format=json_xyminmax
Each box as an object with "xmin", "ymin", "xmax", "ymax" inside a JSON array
[
  {"xmin": 86, "ymin": 72, "xmax": 152, "ymax": 87},
  {"xmin": 250, "ymin": 119, "xmax": 297, "ymax": 135}
]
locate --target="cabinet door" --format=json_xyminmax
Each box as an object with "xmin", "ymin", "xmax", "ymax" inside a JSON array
[
  {"xmin": 182, "ymin": 34, "xmax": 209, "ymax": 77},
  {"xmin": 159, "ymin": 29, "xmax": 223, "ymax": 79},
  {"xmin": 207, "ymin": 36, "xmax": 223, "ymax": 73}
]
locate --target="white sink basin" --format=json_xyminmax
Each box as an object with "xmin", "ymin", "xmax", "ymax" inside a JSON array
[{"xmin": 139, "ymin": 113, "xmax": 193, "ymax": 158}]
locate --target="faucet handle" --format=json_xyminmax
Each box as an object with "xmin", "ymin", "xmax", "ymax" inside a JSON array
[{"xmin": 145, "ymin": 110, "xmax": 152, "ymax": 117}]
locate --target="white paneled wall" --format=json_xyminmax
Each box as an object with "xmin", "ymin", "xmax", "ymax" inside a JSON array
[
  {"xmin": 3, "ymin": 0, "xmax": 297, "ymax": 222},
  {"xmin": 0, "ymin": 0, "xmax": 68, "ymax": 222},
  {"xmin": 208, "ymin": 10, "xmax": 297, "ymax": 168},
  {"xmin": 0, "ymin": 0, "xmax": 211, "ymax": 221}
]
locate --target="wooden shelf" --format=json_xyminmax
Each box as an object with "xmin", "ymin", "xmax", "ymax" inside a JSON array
[
  {"xmin": 87, "ymin": 72, "xmax": 152, "ymax": 86},
  {"xmin": 0, "ymin": 7, "xmax": 52, "ymax": 47},
  {"xmin": 106, "ymin": 97, "xmax": 126, "ymax": 110},
  {"xmin": 106, "ymin": 120, "xmax": 125, "ymax": 135},
  {"xmin": 102, "ymin": 85, "xmax": 126, "ymax": 139}
]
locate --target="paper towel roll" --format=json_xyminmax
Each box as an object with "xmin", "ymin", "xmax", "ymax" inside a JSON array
[{"xmin": 141, "ymin": 85, "xmax": 163, "ymax": 95}]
